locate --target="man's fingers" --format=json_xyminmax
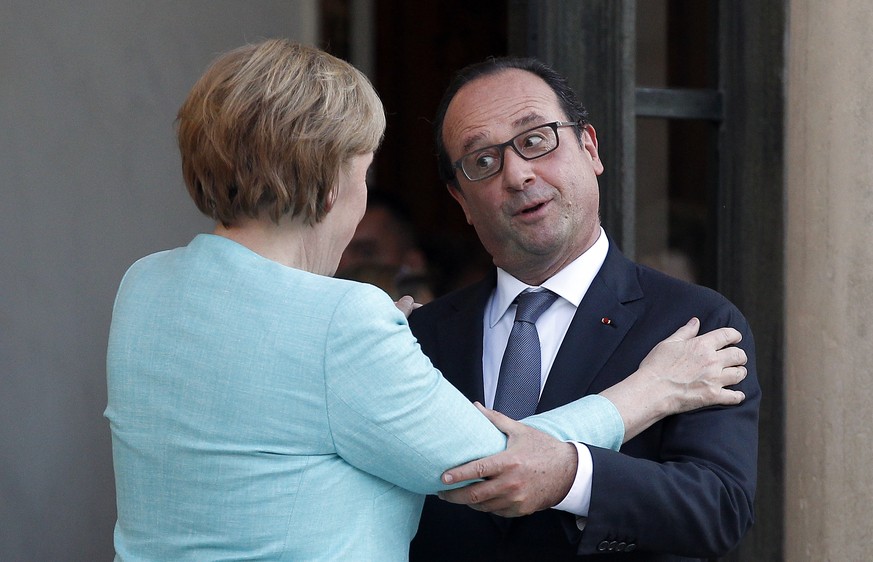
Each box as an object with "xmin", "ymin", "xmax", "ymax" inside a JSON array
[
  {"xmin": 438, "ymin": 482, "xmax": 527, "ymax": 517},
  {"xmin": 442, "ymin": 404, "xmax": 576, "ymax": 517},
  {"xmin": 440, "ymin": 405, "xmax": 527, "ymax": 486},
  {"xmin": 474, "ymin": 402, "xmax": 523, "ymax": 436},
  {"xmin": 438, "ymin": 484, "xmax": 478, "ymax": 506},
  {"xmin": 442, "ymin": 455, "xmax": 498, "ymax": 485},
  {"xmin": 438, "ymin": 479, "xmax": 505, "ymax": 507}
]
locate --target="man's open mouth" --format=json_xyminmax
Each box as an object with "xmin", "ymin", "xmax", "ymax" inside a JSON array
[{"xmin": 518, "ymin": 201, "xmax": 547, "ymax": 215}]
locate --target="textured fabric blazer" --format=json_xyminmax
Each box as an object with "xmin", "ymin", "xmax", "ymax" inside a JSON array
[
  {"xmin": 408, "ymin": 241, "xmax": 760, "ymax": 561},
  {"xmin": 105, "ymin": 234, "xmax": 625, "ymax": 562}
]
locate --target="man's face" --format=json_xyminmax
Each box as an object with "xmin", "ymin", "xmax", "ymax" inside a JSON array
[
  {"xmin": 442, "ymin": 69, "xmax": 604, "ymax": 284},
  {"xmin": 337, "ymin": 206, "xmax": 407, "ymax": 273}
]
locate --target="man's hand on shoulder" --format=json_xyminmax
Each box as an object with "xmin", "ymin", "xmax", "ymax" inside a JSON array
[{"xmin": 437, "ymin": 403, "xmax": 577, "ymax": 518}]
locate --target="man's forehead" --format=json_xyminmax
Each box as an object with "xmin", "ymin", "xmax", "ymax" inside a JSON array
[
  {"xmin": 456, "ymin": 112, "xmax": 549, "ymax": 154},
  {"xmin": 444, "ymin": 70, "xmax": 563, "ymax": 153}
]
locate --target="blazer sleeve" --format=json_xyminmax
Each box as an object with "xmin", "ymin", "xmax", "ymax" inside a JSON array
[
  {"xmin": 322, "ymin": 284, "xmax": 623, "ymax": 495},
  {"xmin": 579, "ymin": 302, "xmax": 760, "ymax": 558}
]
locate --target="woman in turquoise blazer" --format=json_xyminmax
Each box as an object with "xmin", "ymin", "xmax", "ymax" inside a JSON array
[{"xmin": 105, "ymin": 40, "xmax": 746, "ymax": 561}]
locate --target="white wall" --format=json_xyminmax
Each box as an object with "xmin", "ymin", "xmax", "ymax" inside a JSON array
[{"xmin": 0, "ymin": 2, "xmax": 317, "ymax": 559}]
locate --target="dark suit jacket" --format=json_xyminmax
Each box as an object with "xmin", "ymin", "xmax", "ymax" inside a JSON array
[{"xmin": 408, "ymin": 243, "xmax": 760, "ymax": 561}]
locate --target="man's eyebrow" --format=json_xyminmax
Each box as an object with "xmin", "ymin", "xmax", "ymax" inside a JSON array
[
  {"xmin": 459, "ymin": 113, "xmax": 547, "ymax": 155},
  {"xmin": 460, "ymin": 131, "xmax": 489, "ymax": 155},
  {"xmin": 512, "ymin": 113, "xmax": 545, "ymax": 130}
]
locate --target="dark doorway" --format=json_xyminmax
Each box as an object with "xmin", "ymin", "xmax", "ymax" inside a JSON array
[
  {"xmin": 323, "ymin": 0, "xmax": 510, "ymax": 295},
  {"xmin": 372, "ymin": 1, "xmax": 510, "ymax": 294}
]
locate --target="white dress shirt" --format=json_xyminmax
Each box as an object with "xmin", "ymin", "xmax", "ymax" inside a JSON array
[{"xmin": 482, "ymin": 228, "xmax": 609, "ymax": 517}]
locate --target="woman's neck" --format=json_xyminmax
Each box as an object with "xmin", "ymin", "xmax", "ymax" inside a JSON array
[{"xmin": 213, "ymin": 217, "xmax": 336, "ymax": 276}]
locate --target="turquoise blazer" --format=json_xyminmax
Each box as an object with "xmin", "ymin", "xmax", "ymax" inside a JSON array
[{"xmin": 105, "ymin": 234, "xmax": 623, "ymax": 561}]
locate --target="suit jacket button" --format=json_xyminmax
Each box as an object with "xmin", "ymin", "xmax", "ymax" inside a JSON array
[
  {"xmin": 608, "ymin": 541, "xmax": 618, "ymax": 551},
  {"xmin": 616, "ymin": 542, "xmax": 627, "ymax": 552},
  {"xmin": 626, "ymin": 542, "xmax": 637, "ymax": 552},
  {"xmin": 597, "ymin": 541, "xmax": 610, "ymax": 551}
]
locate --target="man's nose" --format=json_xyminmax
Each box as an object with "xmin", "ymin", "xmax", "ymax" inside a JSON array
[{"xmin": 500, "ymin": 147, "xmax": 536, "ymax": 191}]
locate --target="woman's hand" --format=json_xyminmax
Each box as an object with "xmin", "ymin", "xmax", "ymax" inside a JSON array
[
  {"xmin": 600, "ymin": 317, "xmax": 748, "ymax": 442},
  {"xmin": 393, "ymin": 295, "xmax": 422, "ymax": 318}
]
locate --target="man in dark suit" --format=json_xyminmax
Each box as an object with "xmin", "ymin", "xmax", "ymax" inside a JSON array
[{"xmin": 408, "ymin": 57, "xmax": 760, "ymax": 561}]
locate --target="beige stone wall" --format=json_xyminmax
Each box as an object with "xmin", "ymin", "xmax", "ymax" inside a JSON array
[{"xmin": 785, "ymin": 1, "xmax": 873, "ymax": 558}]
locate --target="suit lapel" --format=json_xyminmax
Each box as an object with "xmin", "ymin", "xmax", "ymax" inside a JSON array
[
  {"xmin": 434, "ymin": 274, "xmax": 495, "ymax": 404},
  {"xmin": 538, "ymin": 244, "xmax": 643, "ymax": 411},
  {"xmin": 430, "ymin": 273, "xmax": 516, "ymax": 535}
]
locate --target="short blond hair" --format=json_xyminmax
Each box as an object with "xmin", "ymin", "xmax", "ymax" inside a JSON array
[{"xmin": 176, "ymin": 39, "xmax": 385, "ymax": 226}]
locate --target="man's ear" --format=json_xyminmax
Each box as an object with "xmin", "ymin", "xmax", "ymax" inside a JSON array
[
  {"xmin": 581, "ymin": 125, "xmax": 604, "ymax": 176},
  {"xmin": 447, "ymin": 183, "xmax": 473, "ymax": 225}
]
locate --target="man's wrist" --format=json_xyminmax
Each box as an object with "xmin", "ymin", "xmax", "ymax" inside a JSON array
[{"xmin": 552, "ymin": 441, "xmax": 593, "ymax": 516}]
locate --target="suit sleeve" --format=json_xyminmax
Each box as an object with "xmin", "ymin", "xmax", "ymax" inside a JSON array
[
  {"xmin": 323, "ymin": 284, "xmax": 623, "ymax": 495},
  {"xmin": 579, "ymin": 302, "xmax": 760, "ymax": 557}
]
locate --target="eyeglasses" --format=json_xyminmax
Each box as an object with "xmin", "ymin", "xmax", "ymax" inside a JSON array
[{"xmin": 452, "ymin": 121, "xmax": 581, "ymax": 182}]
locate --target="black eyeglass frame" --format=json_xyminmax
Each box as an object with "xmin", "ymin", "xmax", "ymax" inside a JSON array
[{"xmin": 452, "ymin": 120, "xmax": 582, "ymax": 182}]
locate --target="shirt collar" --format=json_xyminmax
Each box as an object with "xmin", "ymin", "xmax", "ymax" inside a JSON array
[{"xmin": 489, "ymin": 227, "xmax": 609, "ymax": 328}]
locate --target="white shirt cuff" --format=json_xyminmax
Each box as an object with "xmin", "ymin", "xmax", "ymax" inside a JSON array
[{"xmin": 551, "ymin": 441, "xmax": 593, "ymax": 516}]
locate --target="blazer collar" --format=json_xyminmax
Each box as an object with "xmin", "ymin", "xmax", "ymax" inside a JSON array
[
  {"xmin": 538, "ymin": 242, "xmax": 644, "ymax": 411},
  {"xmin": 432, "ymin": 241, "xmax": 643, "ymax": 410}
]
